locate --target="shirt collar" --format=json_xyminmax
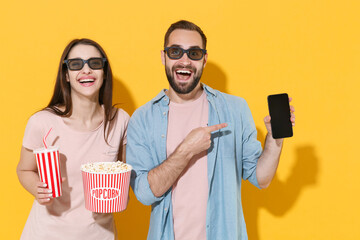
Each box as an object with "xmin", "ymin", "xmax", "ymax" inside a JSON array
[
  {"xmin": 151, "ymin": 89, "xmax": 168, "ymax": 104},
  {"xmin": 202, "ymin": 83, "xmax": 217, "ymax": 97}
]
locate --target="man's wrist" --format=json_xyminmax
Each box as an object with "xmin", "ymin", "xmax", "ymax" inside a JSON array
[
  {"xmin": 266, "ymin": 133, "xmax": 284, "ymax": 148},
  {"xmin": 174, "ymin": 142, "xmax": 193, "ymax": 163}
]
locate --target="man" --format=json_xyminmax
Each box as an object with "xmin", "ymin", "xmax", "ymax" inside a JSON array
[{"xmin": 126, "ymin": 20, "xmax": 295, "ymax": 240}]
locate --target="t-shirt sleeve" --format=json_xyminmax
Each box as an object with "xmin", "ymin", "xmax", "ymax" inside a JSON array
[
  {"xmin": 118, "ymin": 109, "xmax": 130, "ymax": 145},
  {"xmin": 22, "ymin": 113, "xmax": 47, "ymax": 151}
]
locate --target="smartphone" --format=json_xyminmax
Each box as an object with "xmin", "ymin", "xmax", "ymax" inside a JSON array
[{"xmin": 267, "ymin": 93, "xmax": 293, "ymax": 139}]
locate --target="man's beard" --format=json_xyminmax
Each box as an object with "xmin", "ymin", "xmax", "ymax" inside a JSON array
[{"xmin": 165, "ymin": 64, "xmax": 204, "ymax": 94}]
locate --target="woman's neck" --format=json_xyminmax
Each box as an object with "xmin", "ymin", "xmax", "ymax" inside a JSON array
[{"xmin": 64, "ymin": 94, "xmax": 104, "ymax": 131}]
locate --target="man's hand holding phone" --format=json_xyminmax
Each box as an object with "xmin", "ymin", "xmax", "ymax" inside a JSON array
[{"xmin": 265, "ymin": 93, "xmax": 295, "ymax": 139}]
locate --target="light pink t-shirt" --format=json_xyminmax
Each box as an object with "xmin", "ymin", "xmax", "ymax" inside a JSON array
[
  {"xmin": 21, "ymin": 108, "xmax": 129, "ymax": 240},
  {"xmin": 167, "ymin": 91, "xmax": 209, "ymax": 240}
]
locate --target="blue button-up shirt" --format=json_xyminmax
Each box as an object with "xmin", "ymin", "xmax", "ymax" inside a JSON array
[{"xmin": 126, "ymin": 84, "xmax": 262, "ymax": 240}]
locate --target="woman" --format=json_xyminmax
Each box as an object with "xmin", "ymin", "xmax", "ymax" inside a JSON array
[{"xmin": 16, "ymin": 38, "xmax": 129, "ymax": 239}]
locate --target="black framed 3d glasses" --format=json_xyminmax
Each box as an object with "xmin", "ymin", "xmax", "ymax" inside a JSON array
[
  {"xmin": 64, "ymin": 58, "xmax": 107, "ymax": 71},
  {"xmin": 164, "ymin": 47, "xmax": 207, "ymax": 61}
]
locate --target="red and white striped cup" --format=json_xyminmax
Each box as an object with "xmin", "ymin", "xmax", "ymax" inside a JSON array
[
  {"xmin": 34, "ymin": 146, "xmax": 62, "ymax": 198},
  {"xmin": 81, "ymin": 162, "xmax": 132, "ymax": 213}
]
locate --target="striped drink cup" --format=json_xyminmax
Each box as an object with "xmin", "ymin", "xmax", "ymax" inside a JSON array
[
  {"xmin": 34, "ymin": 146, "xmax": 62, "ymax": 198},
  {"xmin": 81, "ymin": 162, "xmax": 132, "ymax": 213}
]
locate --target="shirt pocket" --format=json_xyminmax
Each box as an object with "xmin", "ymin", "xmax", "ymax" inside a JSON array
[{"xmin": 218, "ymin": 122, "xmax": 235, "ymax": 158}]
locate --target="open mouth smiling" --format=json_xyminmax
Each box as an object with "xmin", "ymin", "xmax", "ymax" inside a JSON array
[
  {"xmin": 175, "ymin": 69, "xmax": 193, "ymax": 80},
  {"xmin": 79, "ymin": 78, "xmax": 95, "ymax": 83}
]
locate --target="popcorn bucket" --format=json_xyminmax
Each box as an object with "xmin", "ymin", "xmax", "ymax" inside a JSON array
[
  {"xmin": 34, "ymin": 146, "xmax": 62, "ymax": 198},
  {"xmin": 81, "ymin": 162, "xmax": 132, "ymax": 213}
]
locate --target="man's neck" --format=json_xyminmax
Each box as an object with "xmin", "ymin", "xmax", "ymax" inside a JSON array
[{"xmin": 167, "ymin": 83, "xmax": 204, "ymax": 104}]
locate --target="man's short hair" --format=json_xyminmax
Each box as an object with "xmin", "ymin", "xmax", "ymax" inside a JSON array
[{"xmin": 164, "ymin": 20, "xmax": 207, "ymax": 49}]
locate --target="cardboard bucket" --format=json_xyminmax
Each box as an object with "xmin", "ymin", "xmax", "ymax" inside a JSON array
[{"xmin": 81, "ymin": 162, "xmax": 132, "ymax": 213}]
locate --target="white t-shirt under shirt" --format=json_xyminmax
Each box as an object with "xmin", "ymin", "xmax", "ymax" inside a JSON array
[
  {"xmin": 20, "ymin": 108, "xmax": 129, "ymax": 240},
  {"xmin": 167, "ymin": 91, "xmax": 209, "ymax": 240}
]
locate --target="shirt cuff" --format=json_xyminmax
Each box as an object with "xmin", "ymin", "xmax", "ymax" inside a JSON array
[{"xmin": 133, "ymin": 171, "xmax": 164, "ymax": 205}]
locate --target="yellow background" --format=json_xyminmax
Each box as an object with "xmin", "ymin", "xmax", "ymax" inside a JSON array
[{"xmin": 1, "ymin": 0, "xmax": 359, "ymax": 239}]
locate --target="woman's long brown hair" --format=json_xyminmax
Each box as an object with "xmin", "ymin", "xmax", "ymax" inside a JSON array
[{"xmin": 45, "ymin": 38, "xmax": 117, "ymax": 144}]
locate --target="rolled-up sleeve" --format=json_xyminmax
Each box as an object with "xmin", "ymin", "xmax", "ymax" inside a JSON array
[
  {"xmin": 126, "ymin": 112, "xmax": 164, "ymax": 206},
  {"xmin": 239, "ymin": 99, "xmax": 262, "ymax": 188}
]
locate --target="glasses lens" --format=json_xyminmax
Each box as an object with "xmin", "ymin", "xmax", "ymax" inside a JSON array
[
  {"xmin": 68, "ymin": 59, "xmax": 84, "ymax": 70},
  {"xmin": 188, "ymin": 49, "xmax": 204, "ymax": 60},
  {"xmin": 167, "ymin": 47, "xmax": 183, "ymax": 59},
  {"xmin": 88, "ymin": 58, "xmax": 104, "ymax": 69}
]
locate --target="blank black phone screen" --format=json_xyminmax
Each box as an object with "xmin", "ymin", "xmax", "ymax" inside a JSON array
[{"xmin": 267, "ymin": 93, "xmax": 293, "ymax": 139}]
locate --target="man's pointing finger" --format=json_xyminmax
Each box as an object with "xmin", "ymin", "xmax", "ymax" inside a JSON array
[{"xmin": 205, "ymin": 123, "xmax": 228, "ymax": 133}]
